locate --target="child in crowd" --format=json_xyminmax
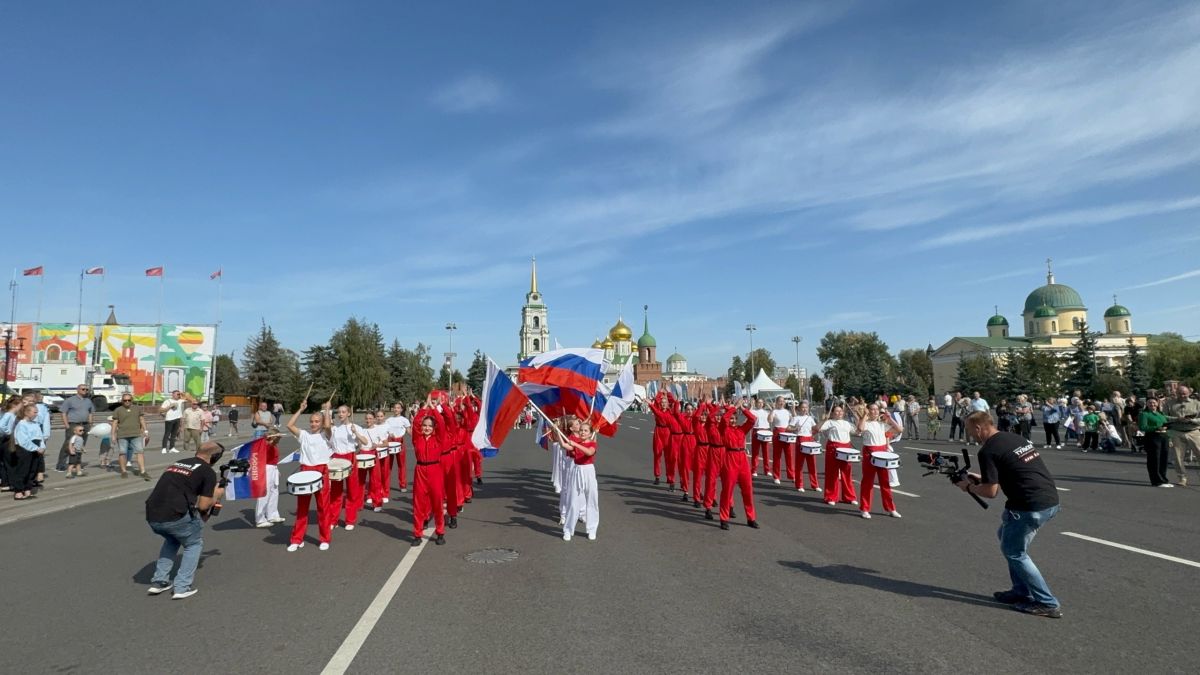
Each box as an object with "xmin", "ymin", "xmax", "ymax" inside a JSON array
[{"xmin": 66, "ymin": 424, "xmax": 87, "ymax": 478}]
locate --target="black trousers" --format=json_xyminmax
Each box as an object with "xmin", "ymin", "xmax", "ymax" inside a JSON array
[
  {"xmin": 8, "ymin": 449, "xmax": 36, "ymax": 493},
  {"xmin": 949, "ymin": 415, "xmax": 965, "ymax": 440},
  {"xmin": 1017, "ymin": 419, "xmax": 1032, "ymax": 440},
  {"xmin": 1083, "ymin": 431, "xmax": 1099, "ymax": 450},
  {"xmin": 1043, "ymin": 422, "xmax": 1061, "ymax": 446},
  {"xmin": 1144, "ymin": 433, "xmax": 1169, "ymax": 485},
  {"xmin": 162, "ymin": 419, "xmax": 181, "ymax": 450}
]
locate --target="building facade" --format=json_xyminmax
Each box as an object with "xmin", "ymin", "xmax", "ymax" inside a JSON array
[{"xmin": 517, "ymin": 257, "xmax": 550, "ymax": 362}]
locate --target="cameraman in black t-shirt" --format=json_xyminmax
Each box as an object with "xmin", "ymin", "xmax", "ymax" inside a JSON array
[
  {"xmin": 143, "ymin": 441, "xmax": 226, "ymax": 600},
  {"xmin": 959, "ymin": 411, "xmax": 1063, "ymax": 619}
]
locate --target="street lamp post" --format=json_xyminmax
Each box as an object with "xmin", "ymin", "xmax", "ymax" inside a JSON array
[
  {"xmin": 445, "ymin": 322, "xmax": 457, "ymax": 394},
  {"xmin": 745, "ymin": 324, "xmax": 757, "ymax": 381},
  {"xmin": 791, "ymin": 335, "xmax": 803, "ymax": 399}
]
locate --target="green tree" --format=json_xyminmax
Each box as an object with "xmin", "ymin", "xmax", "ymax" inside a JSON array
[
  {"xmin": 329, "ymin": 318, "xmax": 388, "ymax": 410},
  {"xmin": 783, "ymin": 373, "xmax": 800, "ymax": 398},
  {"xmin": 465, "ymin": 350, "xmax": 487, "ymax": 393},
  {"xmin": 1020, "ymin": 346, "xmax": 1063, "ymax": 400},
  {"xmin": 1063, "ymin": 324, "xmax": 1100, "ymax": 395},
  {"xmin": 437, "ymin": 366, "xmax": 466, "ymax": 391},
  {"xmin": 741, "ymin": 348, "xmax": 777, "ymax": 384},
  {"xmin": 997, "ymin": 347, "xmax": 1034, "ymax": 400},
  {"xmin": 1125, "ymin": 338, "xmax": 1150, "ymax": 396},
  {"xmin": 954, "ymin": 353, "xmax": 999, "ymax": 402},
  {"xmin": 300, "ymin": 344, "xmax": 337, "ymax": 401},
  {"xmin": 897, "ymin": 348, "xmax": 933, "ymax": 396},
  {"xmin": 817, "ymin": 331, "xmax": 898, "ymax": 399},
  {"xmin": 809, "ymin": 373, "xmax": 826, "ymax": 404},
  {"xmin": 385, "ymin": 340, "xmax": 436, "ymax": 404},
  {"xmin": 241, "ymin": 321, "xmax": 295, "ymax": 403},
  {"xmin": 724, "ymin": 355, "xmax": 744, "ymax": 397},
  {"xmin": 1147, "ymin": 333, "xmax": 1200, "ymax": 390},
  {"xmin": 213, "ymin": 353, "xmax": 241, "ymax": 399}
]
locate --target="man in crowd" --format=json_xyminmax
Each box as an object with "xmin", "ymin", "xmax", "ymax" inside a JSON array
[
  {"xmin": 144, "ymin": 440, "xmax": 225, "ymax": 600},
  {"xmin": 227, "ymin": 405, "xmax": 239, "ymax": 437},
  {"xmin": 252, "ymin": 402, "xmax": 274, "ymax": 439},
  {"xmin": 904, "ymin": 395, "xmax": 921, "ymax": 440},
  {"xmin": 272, "ymin": 401, "xmax": 283, "ymax": 425},
  {"xmin": 948, "ymin": 392, "xmax": 967, "ymax": 442},
  {"xmin": 159, "ymin": 390, "xmax": 185, "ymax": 453},
  {"xmin": 113, "ymin": 394, "xmax": 151, "ymax": 480},
  {"xmin": 943, "ymin": 391, "xmax": 953, "ymax": 421},
  {"xmin": 960, "ymin": 410, "xmax": 1062, "ymax": 619},
  {"xmin": 968, "ymin": 391, "xmax": 990, "ymax": 444},
  {"xmin": 55, "ymin": 384, "xmax": 94, "ymax": 472},
  {"xmin": 182, "ymin": 399, "xmax": 205, "ymax": 453},
  {"xmin": 1166, "ymin": 385, "xmax": 1199, "ymax": 487}
]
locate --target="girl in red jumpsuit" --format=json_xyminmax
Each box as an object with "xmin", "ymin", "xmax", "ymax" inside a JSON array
[
  {"xmin": 410, "ymin": 401, "xmax": 455, "ymax": 546},
  {"xmin": 703, "ymin": 401, "xmax": 723, "ymax": 514},
  {"xmin": 676, "ymin": 402, "xmax": 695, "ymax": 502},
  {"xmin": 648, "ymin": 393, "xmax": 672, "ymax": 485},
  {"xmin": 690, "ymin": 403, "xmax": 710, "ymax": 508},
  {"xmin": 716, "ymin": 400, "xmax": 760, "ymax": 530}
]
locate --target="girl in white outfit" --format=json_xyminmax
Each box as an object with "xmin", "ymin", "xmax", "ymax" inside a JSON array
[{"xmin": 562, "ymin": 421, "xmax": 599, "ymax": 541}]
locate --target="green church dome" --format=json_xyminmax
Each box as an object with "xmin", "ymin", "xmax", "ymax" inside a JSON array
[
  {"xmin": 987, "ymin": 314, "xmax": 1009, "ymax": 327},
  {"xmin": 1024, "ymin": 284, "xmax": 1085, "ymax": 314},
  {"xmin": 1104, "ymin": 304, "xmax": 1131, "ymax": 318},
  {"xmin": 666, "ymin": 352, "xmax": 685, "ymax": 363},
  {"xmin": 1033, "ymin": 305, "xmax": 1058, "ymax": 318}
]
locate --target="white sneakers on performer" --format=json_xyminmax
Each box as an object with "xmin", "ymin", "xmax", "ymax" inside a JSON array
[
  {"xmin": 815, "ymin": 487, "xmax": 822, "ymax": 492},
  {"xmin": 774, "ymin": 478, "xmax": 781, "ymax": 485},
  {"xmin": 344, "ymin": 524, "xmax": 355, "ymax": 531},
  {"xmin": 319, "ymin": 543, "xmax": 330, "ymax": 551},
  {"xmin": 373, "ymin": 507, "xmax": 382, "ymax": 513},
  {"xmin": 798, "ymin": 487, "xmax": 805, "ymax": 492},
  {"xmin": 587, "ymin": 533, "xmax": 597, "ymax": 541},
  {"xmin": 562, "ymin": 534, "xmax": 572, "ymax": 542},
  {"xmin": 400, "ymin": 488, "xmax": 408, "ymax": 493},
  {"xmin": 365, "ymin": 499, "xmax": 373, "ymax": 507},
  {"xmin": 169, "ymin": 447, "xmax": 179, "ymax": 453},
  {"xmin": 888, "ymin": 510, "xmax": 902, "ymax": 518},
  {"xmin": 825, "ymin": 500, "xmax": 836, "ymax": 506},
  {"xmin": 269, "ymin": 517, "xmax": 285, "ymax": 524},
  {"xmin": 382, "ymin": 497, "xmax": 390, "ymax": 504},
  {"xmin": 850, "ymin": 500, "xmax": 859, "ymax": 506},
  {"xmin": 286, "ymin": 543, "xmax": 303, "ymax": 552},
  {"xmin": 861, "ymin": 511, "xmax": 872, "ymax": 519},
  {"xmin": 752, "ymin": 472, "xmax": 758, "ymax": 477},
  {"xmin": 255, "ymin": 521, "xmax": 271, "ymax": 528},
  {"xmin": 559, "ymin": 517, "xmax": 566, "ymax": 526}
]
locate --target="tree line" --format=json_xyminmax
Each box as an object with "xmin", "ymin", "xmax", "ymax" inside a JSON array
[{"xmin": 213, "ymin": 319, "xmax": 491, "ymax": 410}]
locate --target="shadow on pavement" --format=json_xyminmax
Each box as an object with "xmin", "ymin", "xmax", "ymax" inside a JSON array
[
  {"xmin": 1054, "ymin": 474, "xmax": 1151, "ymax": 487},
  {"xmin": 131, "ymin": 549, "xmax": 223, "ymax": 584},
  {"xmin": 778, "ymin": 560, "xmax": 999, "ymax": 609},
  {"xmin": 465, "ymin": 467, "xmax": 562, "ymax": 535}
]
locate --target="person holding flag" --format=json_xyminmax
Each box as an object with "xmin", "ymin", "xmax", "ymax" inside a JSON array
[
  {"xmin": 285, "ymin": 399, "xmax": 335, "ymax": 552},
  {"xmin": 254, "ymin": 434, "xmax": 284, "ymax": 527},
  {"xmin": 559, "ymin": 419, "xmax": 599, "ymax": 542}
]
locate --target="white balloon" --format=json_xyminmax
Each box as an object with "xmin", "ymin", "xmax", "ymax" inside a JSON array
[{"xmin": 89, "ymin": 423, "xmax": 112, "ymax": 437}]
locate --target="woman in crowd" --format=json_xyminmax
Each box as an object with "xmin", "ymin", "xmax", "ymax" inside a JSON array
[
  {"xmin": 0, "ymin": 397, "xmax": 21, "ymax": 490},
  {"xmin": 925, "ymin": 396, "xmax": 942, "ymax": 441},
  {"xmin": 1138, "ymin": 397, "xmax": 1172, "ymax": 488},
  {"xmin": 11, "ymin": 403, "xmax": 46, "ymax": 500},
  {"xmin": 1014, "ymin": 395, "xmax": 1034, "ymax": 441},
  {"xmin": 1041, "ymin": 397, "xmax": 1063, "ymax": 449}
]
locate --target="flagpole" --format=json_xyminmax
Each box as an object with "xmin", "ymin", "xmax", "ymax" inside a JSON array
[
  {"xmin": 210, "ymin": 269, "xmax": 222, "ymax": 403},
  {"xmin": 152, "ymin": 269, "xmax": 163, "ymax": 406},
  {"xmin": 76, "ymin": 269, "xmax": 84, "ymax": 364}
]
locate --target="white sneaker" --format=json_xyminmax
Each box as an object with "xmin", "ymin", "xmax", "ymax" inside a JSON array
[
  {"xmin": 587, "ymin": 533, "xmax": 597, "ymax": 541},
  {"xmin": 286, "ymin": 543, "xmax": 302, "ymax": 552},
  {"xmin": 850, "ymin": 500, "xmax": 859, "ymax": 506},
  {"xmin": 861, "ymin": 511, "xmax": 872, "ymax": 519},
  {"xmin": 382, "ymin": 498, "xmax": 390, "ymax": 504},
  {"xmin": 798, "ymin": 487, "xmax": 805, "ymax": 492},
  {"xmin": 773, "ymin": 478, "xmax": 781, "ymax": 485},
  {"xmin": 373, "ymin": 507, "xmax": 382, "ymax": 513},
  {"xmin": 171, "ymin": 587, "xmax": 198, "ymax": 600},
  {"xmin": 400, "ymin": 488, "xmax": 407, "ymax": 493},
  {"xmin": 752, "ymin": 472, "xmax": 758, "ymax": 477},
  {"xmin": 255, "ymin": 521, "xmax": 271, "ymax": 528},
  {"xmin": 1043, "ymin": 445, "xmax": 1050, "ymax": 449},
  {"xmin": 169, "ymin": 448, "xmax": 179, "ymax": 453},
  {"xmin": 319, "ymin": 543, "xmax": 330, "ymax": 551},
  {"xmin": 1056, "ymin": 445, "xmax": 1063, "ymax": 449},
  {"xmin": 888, "ymin": 511, "xmax": 902, "ymax": 518},
  {"xmin": 562, "ymin": 534, "xmax": 572, "ymax": 542},
  {"xmin": 814, "ymin": 487, "xmax": 822, "ymax": 492},
  {"xmin": 270, "ymin": 517, "xmax": 285, "ymax": 524},
  {"xmin": 1159, "ymin": 483, "xmax": 1174, "ymax": 488},
  {"xmin": 825, "ymin": 500, "xmax": 836, "ymax": 506},
  {"xmin": 559, "ymin": 517, "xmax": 566, "ymax": 526},
  {"xmin": 365, "ymin": 499, "xmax": 374, "ymax": 507},
  {"xmin": 345, "ymin": 524, "xmax": 355, "ymax": 531},
  {"xmin": 161, "ymin": 449, "xmax": 167, "ymax": 454}
]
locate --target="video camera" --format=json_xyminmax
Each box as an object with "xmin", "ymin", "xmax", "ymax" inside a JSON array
[
  {"xmin": 916, "ymin": 448, "xmax": 988, "ymax": 509},
  {"xmin": 208, "ymin": 458, "xmax": 250, "ymax": 518}
]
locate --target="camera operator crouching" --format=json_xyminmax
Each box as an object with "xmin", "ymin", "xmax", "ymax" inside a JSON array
[
  {"xmin": 959, "ymin": 411, "xmax": 1063, "ymax": 619},
  {"xmin": 143, "ymin": 441, "xmax": 226, "ymax": 600}
]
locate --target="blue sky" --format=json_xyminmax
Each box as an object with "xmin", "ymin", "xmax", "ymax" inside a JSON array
[{"xmin": 3, "ymin": 0, "xmax": 1198, "ymax": 376}]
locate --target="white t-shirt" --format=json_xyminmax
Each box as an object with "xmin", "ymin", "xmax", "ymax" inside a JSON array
[
  {"xmin": 768, "ymin": 409, "xmax": 791, "ymax": 429},
  {"xmin": 861, "ymin": 420, "xmax": 890, "ymax": 447},
  {"xmin": 331, "ymin": 422, "xmax": 360, "ymax": 454},
  {"xmin": 385, "ymin": 415, "xmax": 411, "ymax": 439},
  {"xmin": 791, "ymin": 414, "xmax": 816, "ymax": 437},
  {"xmin": 297, "ymin": 429, "xmax": 333, "ymax": 466},
  {"xmin": 819, "ymin": 419, "xmax": 853, "ymax": 443},
  {"xmin": 943, "ymin": 394, "xmax": 953, "ymax": 407},
  {"xmin": 161, "ymin": 398, "xmax": 185, "ymax": 421},
  {"xmin": 366, "ymin": 425, "xmax": 390, "ymax": 448},
  {"xmin": 751, "ymin": 409, "xmax": 770, "ymax": 430}
]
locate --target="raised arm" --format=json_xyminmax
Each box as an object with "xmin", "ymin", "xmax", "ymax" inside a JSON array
[{"xmin": 286, "ymin": 398, "xmax": 309, "ymax": 437}]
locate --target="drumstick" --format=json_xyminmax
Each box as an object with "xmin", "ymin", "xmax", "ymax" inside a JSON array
[{"xmin": 303, "ymin": 382, "xmax": 314, "ymax": 402}]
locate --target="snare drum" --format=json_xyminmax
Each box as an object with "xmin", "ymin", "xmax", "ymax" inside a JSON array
[
  {"xmin": 834, "ymin": 448, "xmax": 861, "ymax": 463},
  {"xmin": 327, "ymin": 458, "xmax": 352, "ymax": 481},
  {"xmin": 800, "ymin": 441, "xmax": 823, "ymax": 455},
  {"xmin": 387, "ymin": 441, "xmax": 402, "ymax": 455},
  {"xmin": 870, "ymin": 451, "xmax": 900, "ymax": 469},
  {"xmin": 375, "ymin": 446, "xmax": 389, "ymax": 460},
  {"xmin": 355, "ymin": 453, "xmax": 376, "ymax": 469},
  {"xmin": 287, "ymin": 470, "xmax": 323, "ymax": 495},
  {"xmin": 779, "ymin": 432, "xmax": 798, "ymax": 444},
  {"xmin": 755, "ymin": 430, "xmax": 773, "ymax": 442}
]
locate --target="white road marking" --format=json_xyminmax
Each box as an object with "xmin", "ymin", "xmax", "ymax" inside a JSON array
[
  {"xmin": 1056, "ymin": 487, "xmax": 1071, "ymax": 492},
  {"xmin": 1061, "ymin": 532, "xmax": 1200, "ymax": 569},
  {"xmin": 321, "ymin": 536, "xmax": 428, "ymax": 674},
  {"xmin": 873, "ymin": 485, "xmax": 920, "ymax": 498},
  {"xmin": 628, "ymin": 425, "xmax": 641, "ymax": 430}
]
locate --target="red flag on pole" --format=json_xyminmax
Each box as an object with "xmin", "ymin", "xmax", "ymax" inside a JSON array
[
  {"xmin": 22, "ymin": 266, "xmax": 43, "ymax": 276},
  {"xmin": 145, "ymin": 266, "xmax": 164, "ymax": 277},
  {"xmin": 210, "ymin": 268, "xmax": 222, "ymax": 280},
  {"xmin": 85, "ymin": 267, "xmax": 104, "ymax": 275}
]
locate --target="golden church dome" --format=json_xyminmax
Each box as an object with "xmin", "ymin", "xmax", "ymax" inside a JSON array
[{"xmin": 608, "ymin": 319, "xmax": 633, "ymax": 341}]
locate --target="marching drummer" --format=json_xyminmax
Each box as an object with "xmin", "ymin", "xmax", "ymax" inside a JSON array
[
  {"xmin": 327, "ymin": 405, "xmax": 370, "ymax": 532},
  {"xmin": 856, "ymin": 403, "xmax": 903, "ymax": 519},
  {"xmin": 384, "ymin": 402, "xmax": 411, "ymax": 494},
  {"xmin": 819, "ymin": 404, "xmax": 858, "ymax": 506},
  {"xmin": 363, "ymin": 412, "xmax": 392, "ymax": 512},
  {"xmin": 286, "ymin": 399, "xmax": 334, "ymax": 552},
  {"xmin": 768, "ymin": 396, "xmax": 793, "ymax": 485},
  {"xmin": 749, "ymin": 398, "xmax": 771, "ymax": 477},
  {"xmin": 790, "ymin": 400, "xmax": 821, "ymax": 493}
]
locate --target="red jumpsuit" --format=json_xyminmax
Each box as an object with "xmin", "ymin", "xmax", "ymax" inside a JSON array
[
  {"xmin": 458, "ymin": 398, "xmax": 480, "ymax": 502},
  {"xmin": 859, "ymin": 444, "xmax": 896, "ymax": 514},
  {"xmin": 719, "ymin": 407, "xmax": 758, "ymax": 523},
  {"xmin": 703, "ymin": 407, "xmax": 723, "ymax": 509},
  {"xmin": 441, "ymin": 407, "xmax": 462, "ymax": 520},
  {"xmin": 661, "ymin": 393, "xmax": 683, "ymax": 489},
  {"xmin": 412, "ymin": 407, "xmax": 453, "ymax": 538},
  {"xmin": 691, "ymin": 408, "xmax": 709, "ymax": 504},
  {"xmin": 648, "ymin": 396, "xmax": 672, "ymax": 481},
  {"xmin": 676, "ymin": 406, "xmax": 694, "ymax": 495}
]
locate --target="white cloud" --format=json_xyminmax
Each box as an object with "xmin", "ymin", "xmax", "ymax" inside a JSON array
[
  {"xmin": 431, "ymin": 74, "xmax": 507, "ymax": 113},
  {"xmin": 1124, "ymin": 268, "xmax": 1200, "ymax": 290}
]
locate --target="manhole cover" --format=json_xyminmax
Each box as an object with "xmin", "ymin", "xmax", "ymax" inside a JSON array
[{"xmin": 465, "ymin": 548, "xmax": 520, "ymax": 564}]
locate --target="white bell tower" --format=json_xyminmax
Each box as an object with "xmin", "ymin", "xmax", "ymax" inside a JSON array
[{"xmin": 518, "ymin": 257, "xmax": 551, "ymax": 361}]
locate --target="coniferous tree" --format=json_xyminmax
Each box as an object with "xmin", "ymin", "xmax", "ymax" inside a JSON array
[
  {"xmin": 213, "ymin": 353, "xmax": 241, "ymax": 399},
  {"xmin": 241, "ymin": 321, "xmax": 294, "ymax": 403},
  {"xmin": 329, "ymin": 318, "xmax": 388, "ymax": 410},
  {"xmin": 466, "ymin": 350, "xmax": 488, "ymax": 393},
  {"xmin": 808, "ymin": 374, "xmax": 826, "ymax": 404},
  {"xmin": 1125, "ymin": 338, "xmax": 1150, "ymax": 396},
  {"xmin": 1063, "ymin": 324, "xmax": 1100, "ymax": 395},
  {"xmin": 997, "ymin": 347, "xmax": 1033, "ymax": 400}
]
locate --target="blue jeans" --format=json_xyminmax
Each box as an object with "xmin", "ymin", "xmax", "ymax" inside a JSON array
[
  {"xmin": 148, "ymin": 514, "xmax": 204, "ymax": 592},
  {"xmin": 998, "ymin": 505, "xmax": 1060, "ymax": 607},
  {"xmin": 116, "ymin": 436, "xmax": 144, "ymax": 461}
]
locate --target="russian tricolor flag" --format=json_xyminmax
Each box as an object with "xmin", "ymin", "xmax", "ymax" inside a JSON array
[
  {"xmin": 518, "ymin": 382, "xmax": 565, "ymax": 419},
  {"xmin": 518, "ymin": 347, "xmax": 606, "ymax": 396},
  {"xmin": 472, "ymin": 357, "xmax": 530, "ymax": 457},
  {"xmin": 223, "ymin": 438, "xmax": 268, "ymax": 500}
]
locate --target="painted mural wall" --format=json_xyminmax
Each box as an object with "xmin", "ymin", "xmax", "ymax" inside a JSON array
[{"xmin": 2, "ymin": 322, "xmax": 216, "ymax": 401}]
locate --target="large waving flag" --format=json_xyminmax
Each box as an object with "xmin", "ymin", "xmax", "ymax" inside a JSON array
[
  {"xmin": 472, "ymin": 357, "xmax": 530, "ymax": 457},
  {"xmin": 518, "ymin": 382, "xmax": 565, "ymax": 419},
  {"xmin": 601, "ymin": 361, "xmax": 636, "ymax": 425},
  {"xmin": 518, "ymin": 347, "xmax": 605, "ymax": 396},
  {"xmin": 223, "ymin": 438, "xmax": 269, "ymax": 500}
]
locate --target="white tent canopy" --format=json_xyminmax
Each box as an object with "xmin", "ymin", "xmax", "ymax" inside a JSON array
[{"xmin": 748, "ymin": 368, "xmax": 788, "ymax": 397}]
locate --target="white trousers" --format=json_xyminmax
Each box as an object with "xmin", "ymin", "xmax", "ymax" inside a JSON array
[
  {"xmin": 563, "ymin": 464, "xmax": 598, "ymax": 538},
  {"xmin": 255, "ymin": 464, "xmax": 281, "ymax": 523},
  {"xmin": 551, "ymin": 443, "xmax": 563, "ymax": 493},
  {"xmin": 559, "ymin": 462, "xmax": 577, "ymax": 522}
]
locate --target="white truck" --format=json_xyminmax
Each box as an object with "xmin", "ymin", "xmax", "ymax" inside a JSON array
[{"xmin": 11, "ymin": 363, "xmax": 133, "ymax": 411}]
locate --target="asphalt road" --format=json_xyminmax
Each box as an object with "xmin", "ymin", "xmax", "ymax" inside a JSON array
[{"xmin": 1, "ymin": 411, "xmax": 1197, "ymax": 674}]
